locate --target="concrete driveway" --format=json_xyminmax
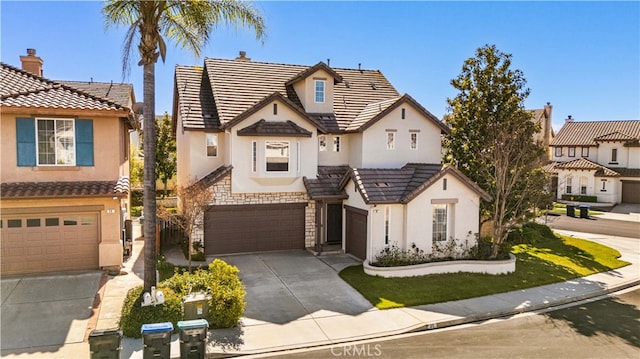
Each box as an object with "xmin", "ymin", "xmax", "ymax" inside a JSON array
[
  {"xmin": 0, "ymin": 271, "xmax": 102, "ymax": 354},
  {"xmin": 216, "ymin": 251, "xmax": 374, "ymax": 325}
]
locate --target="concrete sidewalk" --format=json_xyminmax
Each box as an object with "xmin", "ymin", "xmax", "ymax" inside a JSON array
[{"xmin": 112, "ymin": 229, "xmax": 639, "ymax": 359}]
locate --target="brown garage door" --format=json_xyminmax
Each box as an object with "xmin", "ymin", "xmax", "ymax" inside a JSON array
[
  {"xmin": 622, "ymin": 181, "xmax": 640, "ymax": 204},
  {"xmin": 204, "ymin": 203, "xmax": 306, "ymax": 255},
  {"xmin": 345, "ymin": 206, "xmax": 368, "ymax": 260},
  {"xmin": 1, "ymin": 213, "xmax": 99, "ymax": 275}
]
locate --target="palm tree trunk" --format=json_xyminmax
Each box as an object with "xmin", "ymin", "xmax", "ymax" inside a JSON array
[{"xmin": 143, "ymin": 61, "xmax": 157, "ymax": 292}]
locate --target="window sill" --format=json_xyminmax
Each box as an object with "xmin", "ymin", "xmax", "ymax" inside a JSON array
[
  {"xmin": 32, "ymin": 166, "xmax": 82, "ymax": 171},
  {"xmin": 609, "ymin": 162, "xmax": 619, "ymax": 165}
]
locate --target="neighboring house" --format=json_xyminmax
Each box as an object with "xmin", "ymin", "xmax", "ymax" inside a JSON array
[
  {"xmin": 529, "ymin": 102, "xmax": 555, "ymax": 162},
  {"xmin": 0, "ymin": 49, "xmax": 138, "ymax": 275},
  {"xmin": 547, "ymin": 117, "xmax": 640, "ymax": 204},
  {"xmin": 172, "ymin": 52, "xmax": 489, "ymax": 262}
]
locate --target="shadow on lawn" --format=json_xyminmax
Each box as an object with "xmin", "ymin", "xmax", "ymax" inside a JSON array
[{"xmin": 544, "ymin": 291, "xmax": 640, "ymax": 348}]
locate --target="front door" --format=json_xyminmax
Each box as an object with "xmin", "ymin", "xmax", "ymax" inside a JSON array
[{"xmin": 326, "ymin": 203, "xmax": 343, "ymax": 245}]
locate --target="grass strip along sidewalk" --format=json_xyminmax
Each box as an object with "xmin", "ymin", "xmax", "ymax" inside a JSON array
[{"xmin": 339, "ymin": 232, "xmax": 629, "ymax": 310}]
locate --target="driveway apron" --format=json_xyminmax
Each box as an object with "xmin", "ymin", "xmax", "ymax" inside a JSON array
[
  {"xmin": 218, "ymin": 251, "xmax": 373, "ymax": 325},
  {"xmin": 0, "ymin": 271, "xmax": 102, "ymax": 352}
]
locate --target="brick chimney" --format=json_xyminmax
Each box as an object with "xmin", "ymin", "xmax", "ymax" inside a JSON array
[
  {"xmin": 20, "ymin": 48, "xmax": 43, "ymax": 77},
  {"xmin": 235, "ymin": 51, "xmax": 251, "ymax": 62}
]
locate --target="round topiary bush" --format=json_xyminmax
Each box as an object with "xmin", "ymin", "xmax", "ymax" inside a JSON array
[{"xmin": 119, "ymin": 286, "xmax": 183, "ymax": 338}]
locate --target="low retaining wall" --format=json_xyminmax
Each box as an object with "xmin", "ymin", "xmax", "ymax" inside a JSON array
[{"xmin": 363, "ymin": 253, "xmax": 516, "ymax": 278}]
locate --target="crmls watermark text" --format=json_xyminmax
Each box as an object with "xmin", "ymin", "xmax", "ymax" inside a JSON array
[{"xmin": 331, "ymin": 344, "xmax": 383, "ymax": 357}]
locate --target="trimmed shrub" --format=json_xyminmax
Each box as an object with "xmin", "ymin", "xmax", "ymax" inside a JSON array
[
  {"xmin": 507, "ymin": 222, "xmax": 557, "ymax": 245},
  {"xmin": 561, "ymin": 194, "xmax": 597, "ymax": 202},
  {"xmin": 119, "ymin": 286, "xmax": 183, "ymax": 338},
  {"xmin": 160, "ymin": 259, "xmax": 246, "ymax": 329}
]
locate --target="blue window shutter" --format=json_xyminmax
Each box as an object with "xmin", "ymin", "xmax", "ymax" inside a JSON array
[
  {"xmin": 16, "ymin": 118, "xmax": 36, "ymax": 166},
  {"xmin": 75, "ymin": 119, "xmax": 94, "ymax": 166}
]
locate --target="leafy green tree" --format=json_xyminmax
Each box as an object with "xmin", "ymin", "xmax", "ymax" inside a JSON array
[
  {"xmin": 129, "ymin": 144, "xmax": 143, "ymax": 188},
  {"xmin": 155, "ymin": 113, "xmax": 176, "ymax": 196},
  {"xmin": 443, "ymin": 45, "xmax": 551, "ymax": 258},
  {"xmin": 103, "ymin": 0, "xmax": 265, "ymax": 291}
]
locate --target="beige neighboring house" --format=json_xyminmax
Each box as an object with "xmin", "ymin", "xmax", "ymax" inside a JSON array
[
  {"xmin": 529, "ymin": 102, "xmax": 555, "ymax": 162},
  {"xmin": 547, "ymin": 117, "xmax": 640, "ymax": 204},
  {"xmin": 172, "ymin": 52, "xmax": 489, "ymax": 261},
  {"xmin": 0, "ymin": 49, "xmax": 138, "ymax": 275}
]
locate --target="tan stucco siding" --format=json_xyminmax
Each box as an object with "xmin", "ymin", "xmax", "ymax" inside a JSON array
[
  {"xmin": 1, "ymin": 113, "xmax": 127, "ymax": 182},
  {"xmin": 294, "ymin": 69, "xmax": 334, "ymax": 113},
  {"xmin": 0, "ymin": 196, "xmax": 124, "ymax": 268},
  {"xmin": 318, "ymin": 133, "xmax": 350, "ymax": 166}
]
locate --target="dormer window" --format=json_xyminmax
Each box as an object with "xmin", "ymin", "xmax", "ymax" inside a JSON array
[{"xmin": 315, "ymin": 79, "xmax": 325, "ymax": 103}]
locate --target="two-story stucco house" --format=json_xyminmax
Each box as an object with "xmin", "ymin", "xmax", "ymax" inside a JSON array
[
  {"xmin": 547, "ymin": 117, "xmax": 640, "ymax": 204},
  {"xmin": 0, "ymin": 49, "xmax": 138, "ymax": 275},
  {"xmin": 172, "ymin": 52, "xmax": 489, "ymax": 262}
]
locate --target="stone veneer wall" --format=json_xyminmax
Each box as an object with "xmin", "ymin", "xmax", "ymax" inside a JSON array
[{"xmin": 192, "ymin": 174, "xmax": 317, "ymax": 249}]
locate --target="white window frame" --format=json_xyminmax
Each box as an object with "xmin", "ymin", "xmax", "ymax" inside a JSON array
[
  {"xmin": 384, "ymin": 206, "xmax": 391, "ymax": 245},
  {"xmin": 410, "ymin": 132, "xmax": 418, "ymax": 150},
  {"xmin": 251, "ymin": 141, "xmax": 257, "ymax": 173},
  {"xmin": 205, "ymin": 133, "xmax": 218, "ymax": 157},
  {"xmin": 319, "ymin": 135, "xmax": 327, "ymax": 152},
  {"xmin": 579, "ymin": 176, "xmax": 588, "ymax": 195},
  {"xmin": 432, "ymin": 204, "xmax": 448, "ymax": 242},
  {"xmin": 386, "ymin": 132, "xmax": 395, "ymax": 150},
  {"xmin": 36, "ymin": 118, "xmax": 76, "ymax": 166},
  {"xmin": 265, "ymin": 140, "xmax": 290, "ymax": 173},
  {"xmin": 333, "ymin": 136, "xmax": 340, "ymax": 152},
  {"xmin": 565, "ymin": 176, "xmax": 573, "ymax": 194},
  {"xmin": 314, "ymin": 79, "xmax": 325, "ymax": 103},
  {"xmin": 296, "ymin": 141, "xmax": 301, "ymax": 174}
]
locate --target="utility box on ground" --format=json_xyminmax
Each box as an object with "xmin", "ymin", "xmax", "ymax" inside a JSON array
[
  {"xmin": 141, "ymin": 322, "xmax": 174, "ymax": 359},
  {"xmin": 177, "ymin": 319, "xmax": 209, "ymax": 359},
  {"xmin": 88, "ymin": 328, "xmax": 122, "ymax": 359},
  {"xmin": 183, "ymin": 292, "xmax": 210, "ymax": 321}
]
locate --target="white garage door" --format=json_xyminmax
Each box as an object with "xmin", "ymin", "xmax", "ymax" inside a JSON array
[{"xmin": 1, "ymin": 213, "xmax": 99, "ymax": 275}]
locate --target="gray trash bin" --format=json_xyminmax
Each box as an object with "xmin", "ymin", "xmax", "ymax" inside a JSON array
[
  {"xmin": 89, "ymin": 328, "xmax": 122, "ymax": 359},
  {"xmin": 141, "ymin": 322, "xmax": 174, "ymax": 359},
  {"xmin": 579, "ymin": 205, "xmax": 590, "ymax": 219},
  {"xmin": 566, "ymin": 205, "xmax": 575, "ymax": 217},
  {"xmin": 177, "ymin": 319, "xmax": 209, "ymax": 359}
]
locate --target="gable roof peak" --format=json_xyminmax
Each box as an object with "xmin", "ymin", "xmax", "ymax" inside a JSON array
[{"xmin": 285, "ymin": 61, "xmax": 343, "ymax": 86}]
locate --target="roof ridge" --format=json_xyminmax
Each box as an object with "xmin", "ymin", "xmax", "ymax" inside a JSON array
[
  {"xmin": 1, "ymin": 62, "xmax": 60, "ymax": 86},
  {"xmin": 204, "ymin": 57, "xmax": 384, "ymax": 72}
]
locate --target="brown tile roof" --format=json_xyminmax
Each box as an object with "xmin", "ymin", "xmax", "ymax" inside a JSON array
[
  {"xmin": 542, "ymin": 162, "xmax": 560, "ymax": 174},
  {"xmin": 594, "ymin": 131, "xmax": 635, "ymax": 142},
  {"xmin": 59, "ymin": 81, "xmax": 134, "ymax": 108},
  {"xmin": 194, "ymin": 165, "xmax": 233, "ymax": 189},
  {"xmin": 551, "ymin": 120, "xmax": 640, "ymax": 146},
  {"xmin": 1, "ymin": 63, "xmax": 129, "ymax": 113},
  {"xmin": 174, "ymin": 65, "xmax": 220, "ymax": 131},
  {"xmin": 237, "ymin": 120, "xmax": 312, "ymax": 137},
  {"xmin": 177, "ymin": 58, "xmax": 406, "ymax": 133},
  {"xmin": 285, "ymin": 61, "xmax": 343, "ymax": 86},
  {"xmin": 613, "ymin": 168, "xmax": 640, "ymax": 178},
  {"xmin": 303, "ymin": 166, "xmax": 350, "ymax": 200},
  {"xmin": 554, "ymin": 158, "xmax": 620, "ymax": 177},
  {"xmin": 1, "ymin": 179, "xmax": 129, "ymax": 199}
]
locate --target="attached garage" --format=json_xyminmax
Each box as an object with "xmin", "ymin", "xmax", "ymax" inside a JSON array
[
  {"xmin": 621, "ymin": 181, "xmax": 640, "ymax": 204},
  {"xmin": 345, "ymin": 206, "xmax": 368, "ymax": 260},
  {"xmin": 1, "ymin": 212, "xmax": 99, "ymax": 275},
  {"xmin": 204, "ymin": 203, "xmax": 306, "ymax": 255}
]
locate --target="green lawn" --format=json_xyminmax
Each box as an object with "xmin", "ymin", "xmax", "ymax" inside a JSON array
[{"xmin": 339, "ymin": 235, "xmax": 629, "ymax": 309}]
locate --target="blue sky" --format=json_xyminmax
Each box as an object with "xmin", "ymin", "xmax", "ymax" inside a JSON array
[{"xmin": 1, "ymin": 1, "xmax": 638, "ymax": 131}]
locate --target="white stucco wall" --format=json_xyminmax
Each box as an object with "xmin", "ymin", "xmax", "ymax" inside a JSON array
[
  {"xmin": 598, "ymin": 142, "xmax": 629, "ymax": 168},
  {"xmin": 629, "ymin": 147, "xmax": 640, "ymax": 168},
  {"xmin": 361, "ymin": 105, "xmax": 442, "ymax": 168},
  {"xmin": 229, "ymin": 100, "xmax": 319, "ymax": 193},
  {"xmin": 551, "ymin": 145, "xmax": 597, "ymax": 163},
  {"xmin": 348, "ymin": 133, "xmax": 363, "ymax": 168},
  {"xmin": 318, "ymin": 133, "xmax": 350, "ymax": 166},
  {"xmin": 556, "ymin": 169, "xmax": 620, "ymax": 203}
]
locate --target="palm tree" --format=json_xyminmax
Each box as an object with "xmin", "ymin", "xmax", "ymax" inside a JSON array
[{"xmin": 103, "ymin": 0, "xmax": 265, "ymax": 292}]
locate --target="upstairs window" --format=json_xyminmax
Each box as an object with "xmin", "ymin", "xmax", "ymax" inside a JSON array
[
  {"xmin": 319, "ymin": 135, "xmax": 327, "ymax": 152},
  {"xmin": 265, "ymin": 141, "xmax": 289, "ymax": 172},
  {"xmin": 568, "ymin": 147, "xmax": 575, "ymax": 157},
  {"xmin": 386, "ymin": 132, "xmax": 395, "ymax": 150},
  {"xmin": 315, "ymin": 80, "xmax": 325, "ymax": 103},
  {"xmin": 611, "ymin": 148, "xmax": 618, "ymax": 163},
  {"xmin": 554, "ymin": 147, "xmax": 562, "ymax": 157},
  {"xmin": 206, "ymin": 134, "xmax": 218, "ymax": 157},
  {"xmin": 37, "ymin": 118, "xmax": 75, "ymax": 165},
  {"xmin": 581, "ymin": 147, "xmax": 589, "ymax": 157},
  {"xmin": 333, "ymin": 136, "xmax": 340, "ymax": 152},
  {"xmin": 410, "ymin": 132, "xmax": 418, "ymax": 150}
]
